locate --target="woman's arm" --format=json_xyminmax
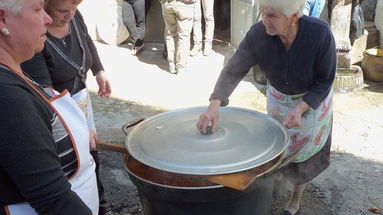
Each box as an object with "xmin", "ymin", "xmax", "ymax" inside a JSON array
[
  {"xmin": 95, "ymin": 70, "xmax": 111, "ymax": 98},
  {"xmin": 197, "ymin": 25, "xmax": 260, "ymax": 133},
  {"xmin": 302, "ymin": 27, "xmax": 336, "ymax": 109},
  {"xmin": 75, "ymin": 11, "xmax": 111, "ymax": 98},
  {"xmin": 209, "ymin": 25, "xmax": 259, "ymax": 106}
]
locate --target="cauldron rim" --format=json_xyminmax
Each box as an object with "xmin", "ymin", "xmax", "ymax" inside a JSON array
[
  {"xmin": 122, "ymin": 152, "xmax": 284, "ymax": 190},
  {"xmin": 125, "ymin": 106, "xmax": 289, "ymax": 175},
  {"xmin": 122, "ymin": 153, "xmax": 223, "ymax": 189}
]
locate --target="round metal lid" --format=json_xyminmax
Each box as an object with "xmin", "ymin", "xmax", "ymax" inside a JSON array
[{"xmin": 126, "ymin": 107, "xmax": 289, "ymax": 175}]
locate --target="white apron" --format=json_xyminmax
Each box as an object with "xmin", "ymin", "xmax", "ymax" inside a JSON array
[
  {"xmin": 71, "ymin": 88, "xmax": 96, "ymax": 132},
  {"xmin": 4, "ymin": 87, "xmax": 99, "ymax": 215},
  {"xmin": 266, "ymin": 84, "xmax": 333, "ymax": 162}
]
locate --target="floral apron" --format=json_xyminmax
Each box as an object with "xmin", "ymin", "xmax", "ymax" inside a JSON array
[
  {"xmin": 266, "ymin": 84, "xmax": 333, "ymax": 162},
  {"xmin": 4, "ymin": 86, "xmax": 99, "ymax": 215}
]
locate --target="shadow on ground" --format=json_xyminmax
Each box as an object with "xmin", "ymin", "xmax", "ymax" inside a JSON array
[
  {"xmin": 115, "ymin": 38, "xmax": 235, "ymax": 77},
  {"xmin": 364, "ymin": 80, "xmax": 383, "ymax": 93}
]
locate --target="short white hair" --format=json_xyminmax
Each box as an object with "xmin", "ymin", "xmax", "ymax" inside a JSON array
[
  {"xmin": 0, "ymin": 0, "xmax": 24, "ymax": 15},
  {"xmin": 257, "ymin": 0, "xmax": 306, "ymax": 17}
]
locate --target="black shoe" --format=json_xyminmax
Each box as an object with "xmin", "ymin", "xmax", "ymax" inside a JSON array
[
  {"xmin": 131, "ymin": 39, "xmax": 144, "ymax": 56},
  {"xmin": 132, "ymin": 43, "xmax": 144, "ymax": 56}
]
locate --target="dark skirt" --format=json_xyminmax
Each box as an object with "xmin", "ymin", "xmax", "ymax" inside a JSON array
[{"xmin": 280, "ymin": 128, "xmax": 332, "ymax": 185}]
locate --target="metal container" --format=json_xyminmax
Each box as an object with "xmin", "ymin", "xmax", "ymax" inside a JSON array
[
  {"xmin": 122, "ymin": 107, "xmax": 290, "ymax": 215},
  {"xmin": 125, "ymin": 107, "xmax": 288, "ymax": 175},
  {"xmin": 123, "ymin": 154, "xmax": 276, "ymax": 215},
  {"xmin": 362, "ymin": 48, "xmax": 383, "ymax": 82}
]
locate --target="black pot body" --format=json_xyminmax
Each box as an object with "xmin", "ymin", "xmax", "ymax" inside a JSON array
[{"xmin": 128, "ymin": 172, "xmax": 275, "ymax": 215}]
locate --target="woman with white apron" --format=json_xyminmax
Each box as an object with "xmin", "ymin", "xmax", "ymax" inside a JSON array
[
  {"xmin": 0, "ymin": 68, "xmax": 99, "ymax": 215},
  {"xmin": 0, "ymin": 0, "xmax": 98, "ymax": 214}
]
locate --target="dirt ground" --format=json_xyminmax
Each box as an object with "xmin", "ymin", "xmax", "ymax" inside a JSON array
[{"xmin": 88, "ymin": 40, "xmax": 383, "ymax": 215}]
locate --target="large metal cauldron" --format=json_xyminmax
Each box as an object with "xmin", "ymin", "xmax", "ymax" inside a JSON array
[
  {"xmin": 123, "ymin": 154, "xmax": 277, "ymax": 215},
  {"xmin": 122, "ymin": 107, "xmax": 290, "ymax": 215}
]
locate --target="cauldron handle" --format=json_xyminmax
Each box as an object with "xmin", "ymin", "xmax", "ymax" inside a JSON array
[
  {"xmin": 266, "ymin": 149, "xmax": 300, "ymax": 177},
  {"xmin": 122, "ymin": 117, "xmax": 145, "ymax": 136},
  {"xmin": 277, "ymin": 150, "xmax": 300, "ymax": 169}
]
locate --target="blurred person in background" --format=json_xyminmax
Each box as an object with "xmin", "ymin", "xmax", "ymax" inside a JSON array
[
  {"xmin": 160, "ymin": 0, "xmax": 196, "ymax": 75},
  {"xmin": 122, "ymin": 0, "xmax": 151, "ymax": 56},
  {"xmin": 190, "ymin": 0, "xmax": 215, "ymax": 56},
  {"xmin": 196, "ymin": 0, "xmax": 336, "ymax": 214},
  {"xmin": 21, "ymin": 0, "xmax": 112, "ymax": 214},
  {"xmin": 304, "ymin": 0, "xmax": 325, "ymax": 18},
  {"xmin": 0, "ymin": 0, "xmax": 99, "ymax": 214}
]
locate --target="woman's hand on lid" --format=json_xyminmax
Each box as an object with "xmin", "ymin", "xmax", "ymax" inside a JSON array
[
  {"xmin": 196, "ymin": 100, "xmax": 221, "ymax": 134},
  {"xmin": 96, "ymin": 71, "xmax": 111, "ymax": 98}
]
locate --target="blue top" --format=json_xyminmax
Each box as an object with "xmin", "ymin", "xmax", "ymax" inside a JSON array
[
  {"xmin": 210, "ymin": 15, "xmax": 336, "ymax": 109},
  {"xmin": 304, "ymin": 0, "xmax": 325, "ymax": 18}
]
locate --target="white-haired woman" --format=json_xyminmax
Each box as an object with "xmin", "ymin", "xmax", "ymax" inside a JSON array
[
  {"xmin": 197, "ymin": 0, "xmax": 336, "ymax": 214},
  {"xmin": 0, "ymin": 0, "xmax": 99, "ymax": 214}
]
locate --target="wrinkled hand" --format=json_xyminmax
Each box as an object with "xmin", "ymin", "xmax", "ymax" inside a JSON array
[
  {"xmin": 89, "ymin": 129, "xmax": 98, "ymax": 151},
  {"xmin": 196, "ymin": 100, "xmax": 221, "ymax": 134},
  {"xmin": 96, "ymin": 71, "xmax": 111, "ymax": 98},
  {"xmin": 283, "ymin": 101, "xmax": 309, "ymax": 128}
]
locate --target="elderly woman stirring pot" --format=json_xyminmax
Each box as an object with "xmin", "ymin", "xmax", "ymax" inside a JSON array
[
  {"xmin": 197, "ymin": 0, "xmax": 336, "ymax": 214},
  {"xmin": 0, "ymin": 0, "xmax": 99, "ymax": 214}
]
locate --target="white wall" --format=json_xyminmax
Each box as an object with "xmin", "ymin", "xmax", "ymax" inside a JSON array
[
  {"xmin": 78, "ymin": 0, "xmax": 104, "ymax": 40},
  {"xmin": 78, "ymin": 0, "xmax": 130, "ymax": 45}
]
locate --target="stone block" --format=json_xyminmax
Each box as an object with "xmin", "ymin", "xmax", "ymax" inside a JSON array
[
  {"xmin": 334, "ymin": 66, "xmax": 364, "ymax": 93},
  {"xmin": 330, "ymin": 2, "xmax": 352, "ymax": 51},
  {"xmin": 350, "ymin": 30, "xmax": 368, "ymax": 65},
  {"xmin": 95, "ymin": 0, "xmax": 130, "ymax": 45},
  {"xmin": 337, "ymin": 51, "xmax": 351, "ymax": 68},
  {"xmin": 78, "ymin": 0, "xmax": 103, "ymax": 41},
  {"xmin": 376, "ymin": 0, "xmax": 383, "ymax": 47},
  {"xmin": 361, "ymin": 0, "xmax": 378, "ymax": 21},
  {"xmin": 365, "ymin": 21, "xmax": 381, "ymax": 49}
]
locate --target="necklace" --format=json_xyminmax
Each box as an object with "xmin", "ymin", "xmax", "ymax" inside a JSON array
[
  {"xmin": 22, "ymin": 71, "xmax": 41, "ymax": 87},
  {"xmin": 60, "ymin": 38, "xmax": 67, "ymax": 47},
  {"xmin": 57, "ymin": 24, "xmax": 71, "ymax": 48}
]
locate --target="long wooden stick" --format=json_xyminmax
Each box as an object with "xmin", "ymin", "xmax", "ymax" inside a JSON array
[{"xmin": 96, "ymin": 140, "xmax": 128, "ymax": 154}]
